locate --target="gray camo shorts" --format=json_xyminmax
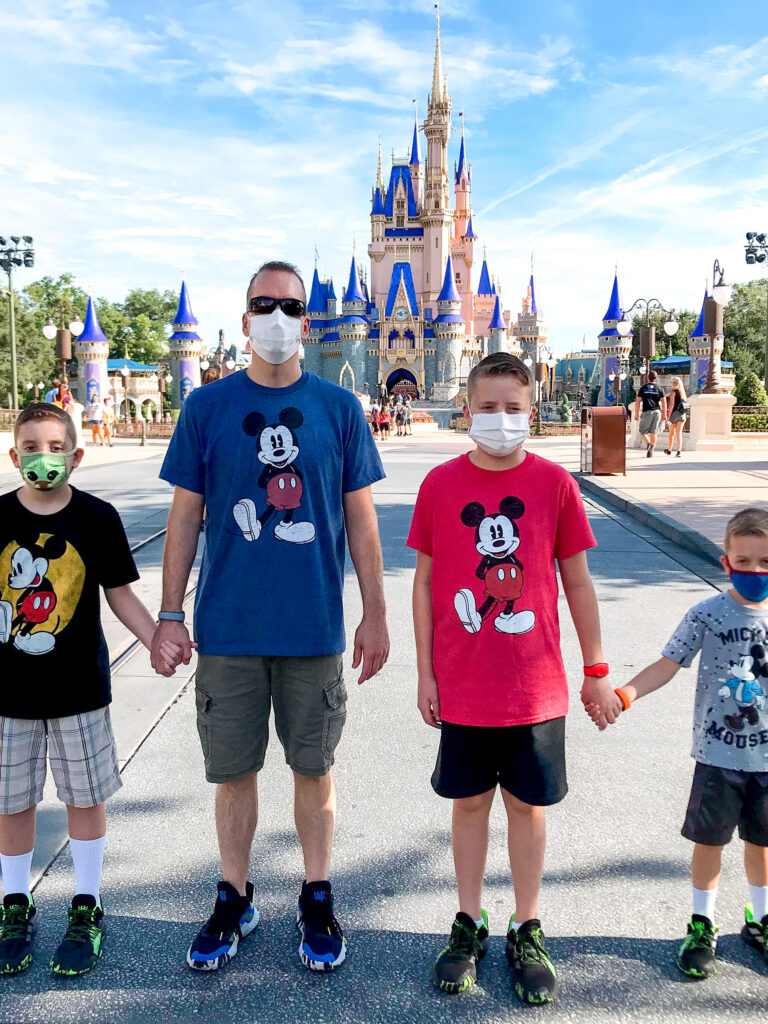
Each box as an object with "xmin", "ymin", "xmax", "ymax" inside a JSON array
[{"xmin": 0, "ymin": 707, "xmax": 122, "ymax": 814}]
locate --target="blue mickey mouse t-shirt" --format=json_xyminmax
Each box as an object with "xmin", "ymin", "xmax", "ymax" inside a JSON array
[{"xmin": 160, "ymin": 370, "xmax": 384, "ymax": 656}]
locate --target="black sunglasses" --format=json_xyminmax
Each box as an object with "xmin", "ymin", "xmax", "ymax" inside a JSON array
[{"xmin": 248, "ymin": 296, "xmax": 306, "ymax": 318}]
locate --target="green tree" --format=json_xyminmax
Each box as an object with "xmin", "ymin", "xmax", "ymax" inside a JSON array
[
  {"xmin": 0, "ymin": 289, "xmax": 59, "ymax": 408},
  {"xmin": 112, "ymin": 287, "xmax": 177, "ymax": 365},
  {"xmin": 734, "ymin": 371, "xmax": 768, "ymax": 407},
  {"xmin": 723, "ymin": 279, "xmax": 767, "ymax": 384},
  {"xmin": 629, "ymin": 308, "xmax": 698, "ymax": 366}
]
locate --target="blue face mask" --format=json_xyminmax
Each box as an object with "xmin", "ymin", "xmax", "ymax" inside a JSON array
[{"xmin": 726, "ymin": 560, "xmax": 768, "ymax": 603}]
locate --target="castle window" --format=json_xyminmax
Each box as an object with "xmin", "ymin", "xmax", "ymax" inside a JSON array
[
  {"xmin": 397, "ymin": 200, "xmax": 404, "ymax": 212},
  {"xmin": 396, "ymin": 216, "xmax": 404, "ymax": 228},
  {"xmin": 435, "ymin": 238, "xmax": 438, "ymax": 248}
]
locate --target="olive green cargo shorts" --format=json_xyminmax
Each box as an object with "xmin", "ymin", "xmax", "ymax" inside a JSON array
[{"xmin": 194, "ymin": 654, "xmax": 346, "ymax": 782}]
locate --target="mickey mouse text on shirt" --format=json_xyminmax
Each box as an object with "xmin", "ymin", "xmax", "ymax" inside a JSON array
[
  {"xmin": 232, "ymin": 406, "xmax": 316, "ymax": 545},
  {"xmin": 453, "ymin": 496, "xmax": 536, "ymax": 637}
]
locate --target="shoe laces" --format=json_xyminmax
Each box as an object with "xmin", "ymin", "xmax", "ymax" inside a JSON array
[
  {"xmin": 516, "ymin": 926, "xmax": 548, "ymax": 965},
  {"xmin": 302, "ymin": 899, "xmax": 342, "ymax": 940},
  {"xmin": 61, "ymin": 905, "xmax": 99, "ymax": 946},
  {"xmin": 204, "ymin": 897, "xmax": 245, "ymax": 938},
  {"xmin": 685, "ymin": 919, "xmax": 715, "ymax": 949},
  {"xmin": 448, "ymin": 918, "xmax": 482, "ymax": 958},
  {"xmin": 0, "ymin": 904, "xmax": 31, "ymax": 940}
]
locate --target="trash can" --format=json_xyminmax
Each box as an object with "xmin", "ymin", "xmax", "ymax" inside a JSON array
[{"xmin": 580, "ymin": 406, "xmax": 627, "ymax": 475}]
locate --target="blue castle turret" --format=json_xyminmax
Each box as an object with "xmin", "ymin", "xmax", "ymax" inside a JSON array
[
  {"xmin": 337, "ymin": 254, "xmax": 369, "ymax": 392},
  {"xmin": 597, "ymin": 273, "xmax": 631, "ymax": 407},
  {"xmin": 76, "ymin": 296, "xmax": 110, "ymax": 408},
  {"xmin": 432, "ymin": 256, "xmax": 464, "ymax": 393},
  {"xmin": 169, "ymin": 279, "xmax": 203, "ymax": 410},
  {"xmin": 487, "ymin": 294, "xmax": 508, "ymax": 355},
  {"xmin": 687, "ymin": 290, "xmax": 712, "ymax": 395}
]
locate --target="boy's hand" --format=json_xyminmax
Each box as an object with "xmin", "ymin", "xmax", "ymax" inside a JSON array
[
  {"xmin": 151, "ymin": 620, "xmax": 194, "ymax": 677},
  {"xmin": 417, "ymin": 674, "xmax": 441, "ymax": 728},
  {"xmin": 580, "ymin": 676, "xmax": 622, "ymax": 730}
]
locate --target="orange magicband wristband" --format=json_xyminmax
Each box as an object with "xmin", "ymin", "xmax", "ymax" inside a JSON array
[{"xmin": 614, "ymin": 687, "xmax": 631, "ymax": 711}]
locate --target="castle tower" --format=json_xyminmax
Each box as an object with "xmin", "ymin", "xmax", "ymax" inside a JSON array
[
  {"xmin": 432, "ymin": 255, "xmax": 464, "ymax": 394},
  {"xmin": 474, "ymin": 251, "xmax": 496, "ymax": 335},
  {"xmin": 169, "ymin": 279, "xmax": 203, "ymax": 409},
  {"xmin": 451, "ymin": 118, "xmax": 475, "ymax": 331},
  {"xmin": 597, "ymin": 273, "xmax": 631, "ymax": 406},
  {"xmin": 305, "ymin": 266, "xmax": 329, "ymax": 377},
  {"xmin": 380, "ymin": 259, "xmax": 423, "ymax": 397},
  {"xmin": 487, "ymin": 294, "xmax": 509, "ymax": 356},
  {"xmin": 687, "ymin": 290, "xmax": 717, "ymax": 395},
  {"xmin": 409, "ymin": 107, "xmax": 423, "ymax": 208},
  {"xmin": 422, "ymin": 5, "xmax": 453, "ymax": 303},
  {"xmin": 338, "ymin": 254, "xmax": 369, "ymax": 392},
  {"xmin": 369, "ymin": 140, "xmax": 387, "ymax": 290},
  {"xmin": 75, "ymin": 296, "xmax": 110, "ymax": 408},
  {"xmin": 513, "ymin": 273, "xmax": 548, "ymax": 365}
]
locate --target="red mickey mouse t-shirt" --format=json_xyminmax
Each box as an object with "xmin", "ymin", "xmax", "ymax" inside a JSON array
[{"xmin": 407, "ymin": 452, "xmax": 596, "ymax": 727}]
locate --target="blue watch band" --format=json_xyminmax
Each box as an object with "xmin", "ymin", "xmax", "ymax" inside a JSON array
[{"xmin": 157, "ymin": 611, "xmax": 185, "ymax": 623}]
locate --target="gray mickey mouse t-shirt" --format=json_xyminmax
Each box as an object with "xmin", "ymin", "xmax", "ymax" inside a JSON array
[{"xmin": 663, "ymin": 592, "xmax": 768, "ymax": 773}]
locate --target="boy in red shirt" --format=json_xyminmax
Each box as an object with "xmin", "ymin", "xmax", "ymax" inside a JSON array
[{"xmin": 407, "ymin": 353, "xmax": 621, "ymax": 1003}]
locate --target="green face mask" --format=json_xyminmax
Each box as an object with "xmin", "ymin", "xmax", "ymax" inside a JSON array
[{"xmin": 13, "ymin": 448, "xmax": 77, "ymax": 491}]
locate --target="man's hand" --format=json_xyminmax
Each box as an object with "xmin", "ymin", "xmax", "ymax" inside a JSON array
[
  {"xmin": 417, "ymin": 673, "xmax": 441, "ymax": 728},
  {"xmin": 580, "ymin": 675, "xmax": 622, "ymax": 731},
  {"xmin": 151, "ymin": 620, "xmax": 194, "ymax": 678},
  {"xmin": 351, "ymin": 612, "xmax": 389, "ymax": 685}
]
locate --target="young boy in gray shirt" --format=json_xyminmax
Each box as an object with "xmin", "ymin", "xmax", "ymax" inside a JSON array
[{"xmin": 587, "ymin": 507, "xmax": 768, "ymax": 980}]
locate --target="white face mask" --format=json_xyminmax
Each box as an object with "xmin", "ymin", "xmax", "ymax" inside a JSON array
[
  {"xmin": 468, "ymin": 411, "xmax": 530, "ymax": 457},
  {"xmin": 248, "ymin": 308, "xmax": 303, "ymax": 365}
]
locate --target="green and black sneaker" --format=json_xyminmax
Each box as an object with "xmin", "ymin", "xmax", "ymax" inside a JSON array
[
  {"xmin": 51, "ymin": 895, "xmax": 105, "ymax": 977},
  {"xmin": 432, "ymin": 910, "xmax": 488, "ymax": 994},
  {"xmin": 677, "ymin": 914, "xmax": 717, "ymax": 978},
  {"xmin": 506, "ymin": 917, "xmax": 558, "ymax": 1005},
  {"xmin": 741, "ymin": 903, "xmax": 768, "ymax": 964},
  {"xmin": 0, "ymin": 893, "xmax": 37, "ymax": 975}
]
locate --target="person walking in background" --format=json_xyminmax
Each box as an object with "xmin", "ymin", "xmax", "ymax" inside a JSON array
[
  {"xmin": 44, "ymin": 379, "xmax": 61, "ymax": 405},
  {"xmin": 101, "ymin": 396, "xmax": 114, "ymax": 447},
  {"xmin": 370, "ymin": 402, "xmax": 380, "ymax": 440},
  {"xmin": 86, "ymin": 395, "xmax": 105, "ymax": 446},
  {"xmin": 665, "ymin": 376, "xmax": 689, "ymax": 458},
  {"xmin": 404, "ymin": 397, "xmax": 413, "ymax": 436},
  {"xmin": 51, "ymin": 383, "xmax": 72, "ymax": 414},
  {"xmin": 379, "ymin": 402, "xmax": 391, "ymax": 439},
  {"xmin": 201, "ymin": 366, "xmax": 221, "ymax": 386},
  {"xmin": 395, "ymin": 403, "xmax": 405, "ymax": 437},
  {"xmin": 634, "ymin": 370, "xmax": 666, "ymax": 458}
]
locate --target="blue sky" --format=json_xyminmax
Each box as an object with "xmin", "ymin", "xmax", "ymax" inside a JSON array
[{"xmin": 1, "ymin": 0, "xmax": 767, "ymax": 354}]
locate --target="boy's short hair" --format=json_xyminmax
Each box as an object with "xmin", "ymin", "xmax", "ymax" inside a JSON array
[
  {"xmin": 725, "ymin": 508, "xmax": 768, "ymax": 551},
  {"xmin": 466, "ymin": 353, "xmax": 534, "ymax": 401},
  {"xmin": 14, "ymin": 403, "xmax": 77, "ymax": 449},
  {"xmin": 647, "ymin": 370, "xmax": 657, "ymax": 381}
]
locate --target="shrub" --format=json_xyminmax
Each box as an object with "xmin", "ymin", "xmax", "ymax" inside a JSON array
[{"xmin": 735, "ymin": 372, "xmax": 768, "ymax": 407}]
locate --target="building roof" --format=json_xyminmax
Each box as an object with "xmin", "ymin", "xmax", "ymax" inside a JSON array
[
  {"xmin": 464, "ymin": 214, "xmax": 478, "ymax": 239},
  {"xmin": 385, "ymin": 262, "xmax": 419, "ymax": 317},
  {"xmin": 384, "ymin": 164, "xmax": 418, "ymax": 218},
  {"xmin": 529, "ymin": 275, "xmax": 539, "ymax": 314},
  {"xmin": 437, "ymin": 255, "xmax": 461, "ymax": 303},
  {"xmin": 168, "ymin": 329, "xmax": 203, "ymax": 341},
  {"xmin": 78, "ymin": 296, "xmax": 108, "ymax": 344},
  {"xmin": 410, "ymin": 117, "xmax": 421, "ymax": 165},
  {"xmin": 106, "ymin": 358, "xmax": 160, "ymax": 373},
  {"xmin": 477, "ymin": 259, "xmax": 493, "ymax": 296},
  {"xmin": 327, "ymin": 278, "xmax": 336, "ymax": 301},
  {"xmin": 433, "ymin": 313, "xmax": 465, "ymax": 324},
  {"xmin": 343, "ymin": 255, "xmax": 366, "ymax": 304},
  {"xmin": 371, "ymin": 186, "xmax": 385, "ymax": 216},
  {"xmin": 602, "ymin": 273, "xmax": 622, "ymax": 322},
  {"xmin": 488, "ymin": 294, "xmax": 506, "ymax": 331},
  {"xmin": 455, "ymin": 128, "xmax": 470, "ymax": 186},
  {"xmin": 339, "ymin": 315, "xmax": 368, "ymax": 325},
  {"xmin": 173, "ymin": 279, "xmax": 198, "ymax": 326},
  {"xmin": 308, "ymin": 268, "xmax": 325, "ymax": 313},
  {"xmin": 689, "ymin": 290, "xmax": 709, "ymax": 338}
]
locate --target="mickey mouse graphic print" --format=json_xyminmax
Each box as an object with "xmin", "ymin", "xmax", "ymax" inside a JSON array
[
  {"xmin": 407, "ymin": 452, "xmax": 596, "ymax": 728},
  {"xmin": 0, "ymin": 488, "xmax": 139, "ymax": 719}
]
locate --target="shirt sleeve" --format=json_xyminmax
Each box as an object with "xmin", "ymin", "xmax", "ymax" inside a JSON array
[
  {"xmin": 99, "ymin": 504, "xmax": 140, "ymax": 589},
  {"xmin": 159, "ymin": 396, "xmax": 205, "ymax": 494},
  {"xmin": 662, "ymin": 610, "xmax": 705, "ymax": 667},
  {"xmin": 554, "ymin": 473, "xmax": 597, "ymax": 560},
  {"xmin": 342, "ymin": 399, "xmax": 385, "ymax": 494},
  {"xmin": 406, "ymin": 472, "xmax": 435, "ymax": 557}
]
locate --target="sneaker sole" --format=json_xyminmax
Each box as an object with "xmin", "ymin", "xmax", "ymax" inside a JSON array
[
  {"xmin": 296, "ymin": 912, "xmax": 347, "ymax": 972},
  {"xmin": 741, "ymin": 923, "xmax": 766, "ymax": 954},
  {"xmin": 433, "ymin": 972, "xmax": 476, "ymax": 994},
  {"xmin": 51, "ymin": 955, "xmax": 101, "ymax": 977},
  {"xmin": 0, "ymin": 953, "xmax": 33, "ymax": 975},
  {"xmin": 186, "ymin": 907, "xmax": 260, "ymax": 972},
  {"xmin": 676, "ymin": 957, "xmax": 714, "ymax": 979},
  {"xmin": 514, "ymin": 981, "xmax": 556, "ymax": 1005}
]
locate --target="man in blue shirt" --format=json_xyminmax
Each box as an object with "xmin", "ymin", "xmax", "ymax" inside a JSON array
[{"xmin": 154, "ymin": 261, "xmax": 388, "ymax": 974}]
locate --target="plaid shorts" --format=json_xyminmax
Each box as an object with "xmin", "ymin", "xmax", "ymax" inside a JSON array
[{"xmin": 0, "ymin": 708, "xmax": 122, "ymax": 815}]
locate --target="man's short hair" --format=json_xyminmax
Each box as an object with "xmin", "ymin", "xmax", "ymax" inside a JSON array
[
  {"xmin": 14, "ymin": 403, "xmax": 77, "ymax": 448},
  {"xmin": 467, "ymin": 352, "xmax": 534, "ymax": 400},
  {"xmin": 725, "ymin": 507, "xmax": 768, "ymax": 551},
  {"xmin": 246, "ymin": 261, "xmax": 306, "ymax": 306},
  {"xmin": 648, "ymin": 370, "xmax": 657, "ymax": 381}
]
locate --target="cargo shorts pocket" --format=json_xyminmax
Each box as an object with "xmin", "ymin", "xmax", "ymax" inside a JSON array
[
  {"xmin": 195, "ymin": 688, "xmax": 213, "ymax": 762},
  {"xmin": 321, "ymin": 677, "xmax": 348, "ymax": 762}
]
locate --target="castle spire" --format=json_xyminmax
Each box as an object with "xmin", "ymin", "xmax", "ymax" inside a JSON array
[
  {"xmin": 79, "ymin": 295, "xmax": 108, "ymax": 344},
  {"xmin": 410, "ymin": 104, "xmax": 421, "ymax": 165},
  {"xmin": 344, "ymin": 255, "xmax": 366, "ymax": 305},
  {"xmin": 376, "ymin": 137, "xmax": 383, "ymax": 191},
  {"xmin": 431, "ymin": 1, "xmax": 444, "ymax": 104},
  {"xmin": 437, "ymin": 254, "xmax": 461, "ymax": 304}
]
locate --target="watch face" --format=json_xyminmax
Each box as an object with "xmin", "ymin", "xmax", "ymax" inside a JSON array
[{"xmin": 394, "ymin": 307, "xmax": 408, "ymax": 321}]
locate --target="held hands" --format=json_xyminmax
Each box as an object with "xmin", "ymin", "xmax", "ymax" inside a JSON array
[
  {"xmin": 150, "ymin": 620, "xmax": 196, "ymax": 678},
  {"xmin": 417, "ymin": 672, "xmax": 441, "ymax": 728},
  {"xmin": 581, "ymin": 675, "xmax": 623, "ymax": 731}
]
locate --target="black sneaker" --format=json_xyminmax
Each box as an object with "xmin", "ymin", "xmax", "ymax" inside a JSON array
[
  {"xmin": 0, "ymin": 894, "xmax": 36, "ymax": 975},
  {"xmin": 506, "ymin": 917, "xmax": 558, "ymax": 1004},
  {"xmin": 677, "ymin": 914, "xmax": 717, "ymax": 978},
  {"xmin": 433, "ymin": 910, "xmax": 488, "ymax": 994},
  {"xmin": 297, "ymin": 880, "xmax": 347, "ymax": 971},
  {"xmin": 741, "ymin": 903, "xmax": 768, "ymax": 964},
  {"xmin": 187, "ymin": 881, "xmax": 259, "ymax": 971},
  {"xmin": 50, "ymin": 894, "xmax": 105, "ymax": 976}
]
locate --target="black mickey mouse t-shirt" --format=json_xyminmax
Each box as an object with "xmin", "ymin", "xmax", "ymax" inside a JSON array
[{"xmin": 0, "ymin": 487, "xmax": 139, "ymax": 719}]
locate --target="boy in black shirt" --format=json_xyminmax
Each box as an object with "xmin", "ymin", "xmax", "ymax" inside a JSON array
[{"xmin": 0, "ymin": 404, "xmax": 181, "ymax": 976}]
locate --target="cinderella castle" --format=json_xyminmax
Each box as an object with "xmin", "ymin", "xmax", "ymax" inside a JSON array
[{"xmin": 300, "ymin": 9, "xmax": 538, "ymax": 401}]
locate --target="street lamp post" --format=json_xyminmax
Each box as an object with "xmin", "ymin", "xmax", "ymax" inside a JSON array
[
  {"xmin": 42, "ymin": 310, "xmax": 84, "ymax": 385},
  {"xmin": 701, "ymin": 259, "xmax": 733, "ymax": 395},
  {"xmin": 121, "ymin": 364, "xmax": 131, "ymax": 424},
  {"xmin": 621, "ymin": 298, "xmax": 679, "ymax": 383},
  {"xmin": 0, "ymin": 235, "xmax": 35, "ymax": 410},
  {"xmin": 745, "ymin": 232, "xmax": 768, "ymax": 386}
]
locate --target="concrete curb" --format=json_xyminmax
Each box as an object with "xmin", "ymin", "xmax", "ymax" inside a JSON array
[{"xmin": 576, "ymin": 473, "xmax": 724, "ymax": 568}]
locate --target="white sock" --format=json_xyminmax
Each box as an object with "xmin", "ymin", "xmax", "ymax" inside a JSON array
[
  {"xmin": 692, "ymin": 885, "xmax": 718, "ymax": 923},
  {"xmin": 509, "ymin": 919, "xmax": 522, "ymax": 932},
  {"xmin": 69, "ymin": 836, "xmax": 105, "ymax": 903},
  {"xmin": 0, "ymin": 850, "xmax": 33, "ymax": 900},
  {"xmin": 748, "ymin": 883, "xmax": 768, "ymax": 922},
  {"xmin": 473, "ymin": 917, "xmax": 484, "ymax": 929}
]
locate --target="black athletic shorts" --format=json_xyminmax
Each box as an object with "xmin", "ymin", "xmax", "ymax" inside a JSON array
[
  {"xmin": 431, "ymin": 717, "xmax": 567, "ymax": 806},
  {"xmin": 682, "ymin": 761, "xmax": 768, "ymax": 847}
]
